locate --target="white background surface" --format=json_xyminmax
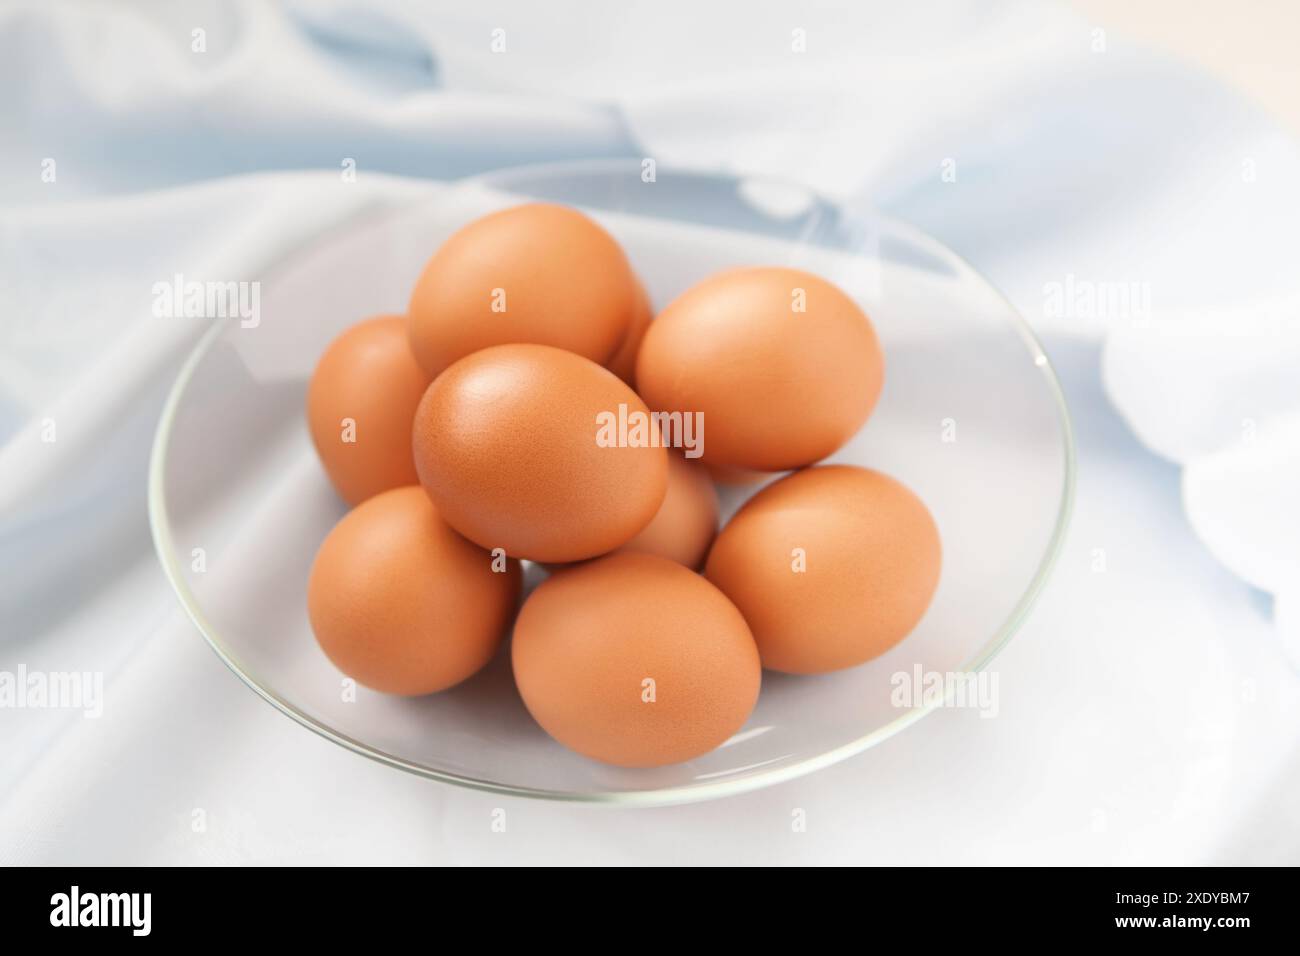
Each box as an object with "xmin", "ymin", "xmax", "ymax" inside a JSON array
[{"xmin": 2, "ymin": 0, "xmax": 1298, "ymax": 865}]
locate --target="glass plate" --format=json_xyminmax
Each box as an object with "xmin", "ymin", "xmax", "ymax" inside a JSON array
[{"xmin": 149, "ymin": 159, "xmax": 1075, "ymax": 806}]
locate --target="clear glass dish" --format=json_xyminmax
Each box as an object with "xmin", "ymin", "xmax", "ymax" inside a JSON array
[{"xmin": 149, "ymin": 159, "xmax": 1075, "ymax": 806}]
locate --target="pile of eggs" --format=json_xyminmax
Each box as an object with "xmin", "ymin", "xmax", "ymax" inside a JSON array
[{"xmin": 305, "ymin": 203, "xmax": 941, "ymax": 768}]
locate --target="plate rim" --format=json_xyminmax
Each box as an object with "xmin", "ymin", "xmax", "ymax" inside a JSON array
[{"xmin": 147, "ymin": 159, "xmax": 1077, "ymax": 807}]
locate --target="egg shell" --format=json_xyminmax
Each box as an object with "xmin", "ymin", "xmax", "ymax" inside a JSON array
[
  {"xmin": 604, "ymin": 276, "xmax": 653, "ymax": 384},
  {"xmin": 614, "ymin": 452, "xmax": 718, "ymax": 569},
  {"xmin": 307, "ymin": 486, "xmax": 521, "ymax": 695},
  {"xmin": 412, "ymin": 343, "xmax": 669, "ymax": 563},
  {"xmin": 512, "ymin": 552, "xmax": 761, "ymax": 767},
  {"xmin": 306, "ymin": 315, "xmax": 428, "ymax": 505},
  {"xmin": 704, "ymin": 465, "xmax": 940, "ymax": 674},
  {"xmin": 704, "ymin": 461, "xmax": 770, "ymax": 487},
  {"xmin": 407, "ymin": 203, "xmax": 637, "ymax": 379},
  {"xmin": 635, "ymin": 266, "xmax": 884, "ymax": 472}
]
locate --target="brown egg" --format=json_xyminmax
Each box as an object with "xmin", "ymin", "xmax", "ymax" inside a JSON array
[
  {"xmin": 705, "ymin": 465, "xmax": 940, "ymax": 674},
  {"xmin": 407, "ymin": 203, "xmax": 637, "ymax": 379},
  {"xmin": 636, "ymin": 267, "xmax": 884, "ymax": 472},
  {"xmin": 307, "ymin": 487, "xmax": 521, "ymax": 695},
  {"xmin": 604, "ymin": 276, "xmax": 653, "ymax": 384},
  {"xmin": 306, "ymin": 315, "xmax": 428, "ymax": 505},
  {"xmin": 704, "ymin": 461, "xmax": 770, "ymax": 487},
  {"xmin": 512, "ymin": 552, "xmax": 761, "ymax": 767},
  {"xmin": 413, "ymin": 344, "xmax": 668, "ymax": 563},
  {"xmin": 615, "ymin": 453, "xmax": 718, "ymax": 569}
]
